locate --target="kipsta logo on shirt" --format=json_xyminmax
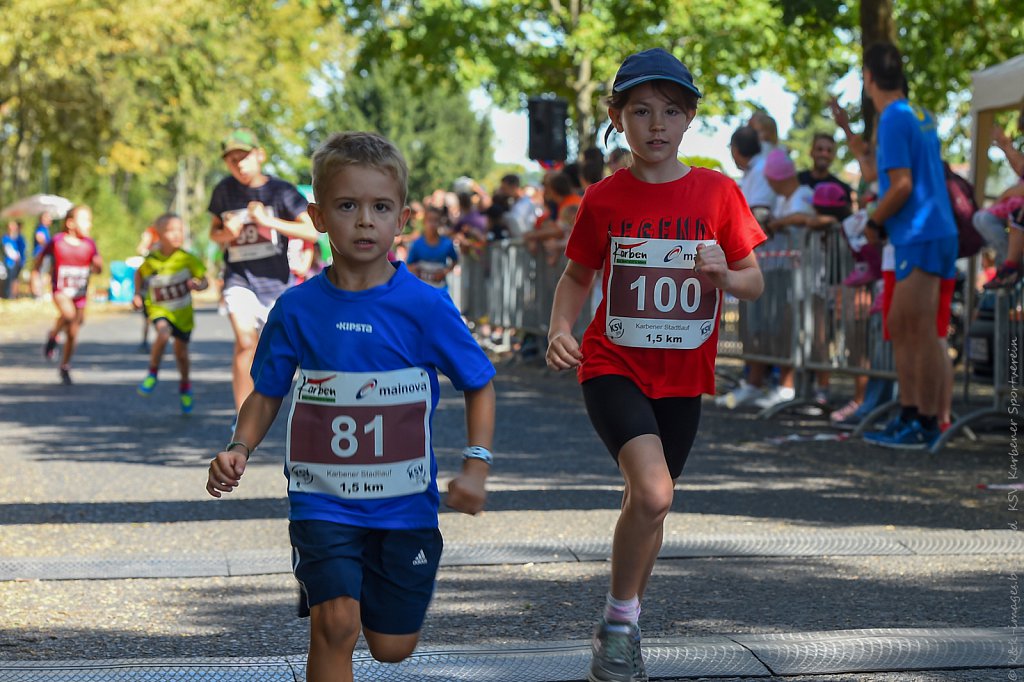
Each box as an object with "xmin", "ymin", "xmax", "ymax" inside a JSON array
[
  {"xmin": 337, "ymin": 321, "xmax": 373, "ymax": 334},
  {"xmin": 300, "ymin": 375, "xmax": 337, "ymax": 402}
]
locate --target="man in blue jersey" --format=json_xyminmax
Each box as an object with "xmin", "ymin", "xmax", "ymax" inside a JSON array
[
  {"xmin": 206, "ymin": 131, "xmax": 496, "ymax": 682},
  {"xmin": 860, "ymin": 43, "xmax": 959, "ymax": 449}
]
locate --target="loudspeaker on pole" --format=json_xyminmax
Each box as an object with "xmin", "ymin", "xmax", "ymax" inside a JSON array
[{"xmin": 527, "ymin": 97, "xmax": 568, "ymax": 162}]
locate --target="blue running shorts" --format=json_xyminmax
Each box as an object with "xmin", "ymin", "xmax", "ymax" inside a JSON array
[
  {"xmin": 894, "ymin": 236, "xmax": 957, "ymax": 281},
  {"xmin": 290, "ymin": 520, "xmax": 443, "ymax": 635}
]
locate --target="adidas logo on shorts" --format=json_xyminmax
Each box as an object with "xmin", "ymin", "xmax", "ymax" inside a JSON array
[{"xmin": 412, "ymin": 549, "xmax": 428, "ymax": 566}]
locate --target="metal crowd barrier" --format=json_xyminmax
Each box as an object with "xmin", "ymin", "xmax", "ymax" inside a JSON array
[
  {"xmin": 456, "ymin": 230, "xmax": 896, "ymax": 380},
  {"xmin": 803, "ymin": 226, "xmax": 897, "ymax": 378},
  {"xmin": 718, "ymin": 228, "xmax": 804, "ymax": 369},
  {"xmin": 719, "ymin": 224, "xmax": 897, "ymax": 418},
  {"xmin": 452, "ymin": 230, "xmax": 999, "ymax": 453},
  {"xmin": 451, "ymin": 239, "xmax": 592, "ymax": 344},
  {"xmin": 934, "ymin": 283, "xmax": 1020, "ymax": 452}
]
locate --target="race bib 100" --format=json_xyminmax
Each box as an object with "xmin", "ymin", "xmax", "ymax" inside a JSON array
[
  {"xmin": 605, "ymin": 236, "xmax": 719, "ymax": 350},
  {"xmin": 286, "ymin": 367, "xmax": 432, "ymax": 500}
]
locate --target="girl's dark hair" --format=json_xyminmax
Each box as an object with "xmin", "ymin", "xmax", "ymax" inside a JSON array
[{"xmin": 607, "ymin": 80, "xmax": 699, "ymax": 113}]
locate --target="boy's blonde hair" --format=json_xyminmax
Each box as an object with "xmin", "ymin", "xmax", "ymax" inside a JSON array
[
  {"xmin": 153, "ymin": 212, "xmax": 181, "ymax": 232},
  {"xmin": 311, "ymin": 132, "xmax": 409, "ymax": 207}
]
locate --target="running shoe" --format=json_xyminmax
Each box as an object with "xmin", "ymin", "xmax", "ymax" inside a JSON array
[
  {"xmin": 843, "ymin": 261, "xmax": 878, "ymax": 287},
  {"xmin": 44, "ymin": 336, "xmax": 57, "ymax": 361},
  {"xmin": 863, "ymin": 415, "xmax": 907, "ymax": 445},
  {"xmin": 714, "ymin": 380, "xmax": 764, "ymax": 409},
  {"xmin": 869, "ymin": 419, "xmax": 940, "ymax": 450},
  {"xmin": 754, "ymin": 385, "xmax": 796, "ymax": 410},
  {"xmin": 983, "ymin": 263, "xmax": 1020, "ymax": 290},
  {"xmin": 137, "ymin": 374, "xmax": 158, "ymax": 396},
  {"xmin": 59, "ymin": 367, "xmax": 72, "ymax": 385},
  {"xmin": 588, "ymin": 620, "xmax": 647, "ymax": 682},
  {"xmin": 179, "ymin": 389, "xmax": 194, "ymax": 415},
  {"xmin": 829, "ymin": 400, "xmax": 862, "ymax": 430},
  {"xmin": 830, "ymin": 400, "xmax": 861, "ymax": 424}
]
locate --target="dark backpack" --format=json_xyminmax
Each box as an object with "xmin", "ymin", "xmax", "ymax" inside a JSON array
[{"xmin": 943, "ymin": 162, "xmax": 985, "ymax": 258}]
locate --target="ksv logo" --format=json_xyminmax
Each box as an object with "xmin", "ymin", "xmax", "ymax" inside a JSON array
[
  {"xmin": 407, "ymin": 461, "xmax": 428, "ymax": 486},
  {"xmin": 356, "ymin": 379, "xmax": 378, "ymax": 399},
  {"xmin": 290, "ymin": 465, "xmax": 314, "ymax": 486},
  {"xmin": 701, "ymin": 321, "xmax": 713, "ymax": 336}
]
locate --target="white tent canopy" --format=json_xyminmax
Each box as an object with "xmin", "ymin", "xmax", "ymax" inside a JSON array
[{"xmin": 970, "ymin": 54, "xmax": 1024, "ymax": 201}]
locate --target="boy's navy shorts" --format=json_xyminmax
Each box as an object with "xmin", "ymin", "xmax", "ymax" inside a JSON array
[{"xmin": 290, "ymin": 520, "xmax": 443, "ymax": 635}]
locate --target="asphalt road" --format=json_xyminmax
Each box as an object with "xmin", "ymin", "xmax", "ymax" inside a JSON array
[{"xmin": 0, "ymin": 301, "xmax": 1017, "ymax": 680}]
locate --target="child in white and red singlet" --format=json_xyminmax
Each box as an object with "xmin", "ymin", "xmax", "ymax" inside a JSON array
[
  {"xmin": 546, "ymin": 49, "xmax": 766, "ymax": 682},
  {"xmin": 35, "ymin": 205, "xmax": 103, "ymax": 385}
]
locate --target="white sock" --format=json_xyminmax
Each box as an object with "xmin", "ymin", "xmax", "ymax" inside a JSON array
[{"xmin": 604, "ymin": 593, "xmax": 640, "ymax": 625}]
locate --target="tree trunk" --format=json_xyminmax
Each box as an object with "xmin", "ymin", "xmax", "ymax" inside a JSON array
[
  {"xmin": 574, "ymin": 54, "xmax": 597, "ymax": 155},
  {"xmin": 860, "ymin": 0, "xmax": 897, "ymax": 142}
]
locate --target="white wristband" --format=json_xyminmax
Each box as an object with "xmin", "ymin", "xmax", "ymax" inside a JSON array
[{"xmin": 462, "ymin": 446, "xmax": 493, "ymax": 465}]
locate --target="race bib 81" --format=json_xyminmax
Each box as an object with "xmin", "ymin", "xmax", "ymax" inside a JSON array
[{"xmin": 286, "ymin": 368, "xmax": 432, "ymax": 499}]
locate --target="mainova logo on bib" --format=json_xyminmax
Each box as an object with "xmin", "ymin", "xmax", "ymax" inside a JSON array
[{"xmin": 605, "ymin": 236, "xmax": 719, "ymax": 350}]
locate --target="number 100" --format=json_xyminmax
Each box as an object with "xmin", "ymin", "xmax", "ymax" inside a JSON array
[{"xmin": 629, "ymin": 275, "xmax": 701, "ymax": 313}]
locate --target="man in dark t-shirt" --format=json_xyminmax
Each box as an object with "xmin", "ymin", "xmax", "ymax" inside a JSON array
[
  {"xmin": 208, "ymin": 128, "xmax": 316, "ymax": 414},
  {"xmin": 797, "ymin": 132, "xmax": 854, "ymax": 204}
]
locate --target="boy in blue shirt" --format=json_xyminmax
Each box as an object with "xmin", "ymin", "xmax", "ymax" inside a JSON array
[
  {"xmin": 406, "ymin": 206, "xmax": 459, "ymax": 290},
  {"xmin": 205, "ymin": 131, "xmax": 496, "ymax": 682}
]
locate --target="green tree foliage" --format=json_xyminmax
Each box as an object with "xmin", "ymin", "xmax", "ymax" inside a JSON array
[
  {"xmin": 0, "ymin": 0, "xmax": 336, "ymax": 262},
  {"xmin": 327, "ymin": 0, "xmax": 1021, "ymax": 161},
  {"xmin": 777, "ymin": 0, "xmax": 1023, "ymax": 154},
  {"xmin": 308, "ymin": 59, "xmax": 495, "ymax": 203},
  {"xmin": 324, "ymin": 0, "xmax": 850, "ymax": 151}
]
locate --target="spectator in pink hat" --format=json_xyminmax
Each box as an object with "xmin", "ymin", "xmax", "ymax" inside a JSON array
[{"xmin": 750, "ymin": 148, "xmax": 818, "ymax": 409}]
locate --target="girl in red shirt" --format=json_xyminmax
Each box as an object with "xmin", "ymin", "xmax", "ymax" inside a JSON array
[
  {"xmin": 545, "ymin": 49, "xmax": 765, "ymax": 682},
  {"xmin": 36, "ymin": 205, "xmax": 103, "ymax": 385}
]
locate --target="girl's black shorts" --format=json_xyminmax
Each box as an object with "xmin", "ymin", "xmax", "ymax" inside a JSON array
[{"xmin": 581, "ymin": 374, "xmax": 701, "ymax": 479}]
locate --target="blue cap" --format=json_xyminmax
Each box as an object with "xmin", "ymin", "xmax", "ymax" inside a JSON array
[{"xmin": 612, "ymin": 48, "xmax": 702, "ymax": 98}]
